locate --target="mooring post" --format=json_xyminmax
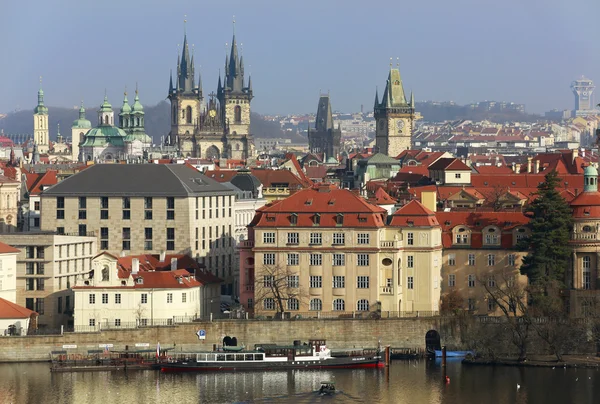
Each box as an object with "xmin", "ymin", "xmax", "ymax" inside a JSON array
[
  {"xmin": 442, "ymin": 345, "xmax": 447, "ymax": 367},
  {"xmin": 385, "ymin": 345, "xmax": 390, "ymax": 367}
]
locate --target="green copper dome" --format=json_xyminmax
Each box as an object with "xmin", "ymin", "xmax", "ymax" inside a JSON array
[
  {"xmin": 34, "ymin": 88, "xmax": 48, "ymax": 115},
  {"xmin": 131, "ymin": 91, "xmax": 144, "ymax": 114},
  {"xmin": 80, "ymin": 126, "xmax": 126, "ymax": 147},
  {"xmin": 72, "ymin": 102, "xmax": 92, "ymax": 129},
  {"xmin": 99, "ymin": 95, "xmax": 113, "ymax": 113},
  {"xmin": 120, "ymin": 92, "xmax": 131, "ymax": 115}
]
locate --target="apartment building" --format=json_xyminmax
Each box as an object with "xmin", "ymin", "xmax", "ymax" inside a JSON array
[
  {"xmin": 239, "ymin": 184, "xmax": 442, "ymax": 315},
  {"xmin": 39, "ymin": 164, "xmax": 238, "ymax": 296},
  {"xmin": 0, "ymin": 242, "xmax": 19, "ymax": 302},
  {"xmin": 0, "ymin": 232, "xmax": 97, "ymax": 329}
]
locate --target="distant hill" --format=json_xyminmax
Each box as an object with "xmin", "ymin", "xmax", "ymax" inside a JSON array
[
  {"xmin": 416, "ymin": 102, "xmax": 540, "ymax": 123},
  {"xmin": 0, "ymin": 103, "xmax": 299, "ymax": 144}
]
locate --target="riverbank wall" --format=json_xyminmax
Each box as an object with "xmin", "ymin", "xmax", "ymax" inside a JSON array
[{"xmin": 0, "ymin": 317, "xmax": 467, "ymax": 362}]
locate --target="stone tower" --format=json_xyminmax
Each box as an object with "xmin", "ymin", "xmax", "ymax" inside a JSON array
[
  {"xmin": 374, "ymin": 65, "xmax": 415, "ymax": 157},
  {"xmin": 218, "ymin": 33, "xmax": 254, "ymax": 159},
  {"xmin": 308, "ymin": 95, "xmax": 341, "ymax": 158},
  {"xmin": 166, "ymin": 30, "xmax": 203, "ymax": 156},
  {"xmin": 33, "ymin": 83, "xmax": 50, "ymax": 154}
]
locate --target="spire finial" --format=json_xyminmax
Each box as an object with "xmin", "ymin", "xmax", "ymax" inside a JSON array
[
  {"xmin": 396, "ymin": 57, "xmax": 399, "ymax": 68},
  {"xmin": 39, "ymin": 75, "xmax": 42, "ymax": 88},
  {"xmin": 389, "ymin": 57, "xmax": 392, "ymax": 68},
  {"xmin": 135, "ymin": 82, "xmax": 139, "ymax": 96},
  {"xmin": 233, "ymin": 15, "xmax": 236, "ymax": 35},
  {"xmin": 124, "ymin": 85, "xmax": 127, "ymax": 97},
  {"xmin": 184, "ymin": 14, "xmax": 187, "ymax": 34}
]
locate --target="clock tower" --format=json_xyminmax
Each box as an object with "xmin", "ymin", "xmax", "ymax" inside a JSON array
[{"xmin": 374, "ymin": 65, "xmax": 415, "ymax": 157}]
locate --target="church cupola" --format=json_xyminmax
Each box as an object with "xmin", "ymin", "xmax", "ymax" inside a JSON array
[
  {"xmin": 34, "ymin": 86, "xmax": 48, "ymax": 115},
  {"xmin": 98, "ymin": 95, "xmax": 114, "ymax": 126},
  {"xmin": 584, "ymin": 164, "xmax": 598, "ymax": 192},
  {"xmin": 119, "ymin": 91, "xmax": 131, "ymax": 128},
  {"xmin": 130, "ymin": 89, "xmax": 145, "ymax": 128}
]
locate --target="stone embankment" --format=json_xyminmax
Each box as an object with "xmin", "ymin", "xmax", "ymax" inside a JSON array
[{"xmin": 463, "ymin": 355, "xmax": 600, "ymax": 369}]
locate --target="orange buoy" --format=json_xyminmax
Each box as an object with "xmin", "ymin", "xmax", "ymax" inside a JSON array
[{"xmin": 445, "ymin": 376, "xmax": 450, "ymax": 384}]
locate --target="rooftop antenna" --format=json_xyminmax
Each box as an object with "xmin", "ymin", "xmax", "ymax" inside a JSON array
[
  {"xmin": 389, "ymin": 57, "xmax": 392, "ymax": 68},
  {"xmin": 396, "ymin": 57, "xmax": 399, "ymax": 68}
]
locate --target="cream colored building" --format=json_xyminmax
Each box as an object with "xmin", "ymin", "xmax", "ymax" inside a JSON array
[
  {"xmin": 0, "ymin": 242, "xmax": 20, "ymax": 303},
  {"xmin": 72, "ymin": 252, "xmax": 220, "ymax": 330},
  {"xmin": 39, "ymin": 164, "xmax": 238, "ymax": 296},
  {"xmin": 239, "ymin": 184, "xmax": 442, "ymax": 315},
  {"xmin": 0, "ymin": 232, "xmax": 97, "ymax": 329},
  {"xmin": 0, "ymin": 175, "xmax": 20, "ymax": 232}
]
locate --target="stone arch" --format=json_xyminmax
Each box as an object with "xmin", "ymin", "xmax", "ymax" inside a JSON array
[
  {"xmin": 205, "ymin": 145, "xmax": 220, "ymax": 160},
  {"xmin": 425, "ymin": 330, "xmax": 441, "ymax": 353}
]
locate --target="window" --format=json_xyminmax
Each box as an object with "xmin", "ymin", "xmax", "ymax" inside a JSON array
[
  {"xmin": 357, "ymin": 299, "xmax": 369, "ymax": 311},
  {"xmin": 448, "ymin": 254, "xmax": 456, "ymax": 266},
  {"xmin": 287, "ymin": 253, "xmax": 299, "ymax": 266},
  {"xmin": 26, "ymin": 263, "xmax": 34, "ymax": 275},
  {"xmin": 407, "ymin": 232, "xmax": 414, "ymax": 245},
  {"xmin": 310, "ymin": 276, "xmax": 322, "ymax": 288},
  {"xmin": 407, "ymin": 255, "xmax": 414, "ymax": 268},
  {"xmin": 263, "ymin": 298, "xmax": 275, "ymax": 310},
  {"xmin": 287, "ymin": 275, "xmax": 299, "ymax": 288},
  {"xmin": 468, "ymin": 254, "xmax": 475, "ymax": 266},
  {"xmin": 332, "ymin": 276, "xmax": 345, "ymax": 288},
  {"xmin": 57, "ymin": 227, "xmax": 65, "ymax": 235},
  {"xmin": 167, "ymin": 197, "xmax": 175, "ymax": 220},
  {"xmin": 263, "ymin": 253, "xmax": 275, "ymax": 266},
  {"xmin": 508, "ymin": 254, "xmax": 516, "ymax": 266},
  {"xmin": 336, "ymin": 213, "xmax": 344, "ymax": 225},
  {"xmin": 488, "ymin": 276, "xmax": 496, "ymax": 288},
  {"xmin": 357, "ymin": 233, "xmax": 370, "ymax": 245},
  {"xmin": 287, "ymin": 298, "xmax": 299, "ymax": 311},
  {"xmin": 407, "ymin": 276, "xmax": 414, "ymax": 289},
  {"xmin": 357, "ymin": 276, "xmax": 369, "ymax": 289},
  {"xmin": 122, "ymin": 228, "xmax": 131, "ymax": 250},
  {"xmin": 287, "ymin": 232, "xmax": 299, "ymax": 245},
  {"xmin": 145, "ymin": 197, "xmax": 153, "ymax": 219},
  {"xmin": 454, "ymin": 228, "xmax": 469, "ymax": 244},
  {"xmin": 100, "ymin": 197, "xmax": 109, "ymax": 220},
  {"xmin": 89, "ymin": 319, "xmax": 96, "ymax": 327},
  {"xmin": 468, "ymin": 298, "xmax": 476, "ymax": 311},
  {"xmin": 313, "ymin": 213, "xmax": 320, "ymax": 225},
  {"xmin": 56, "ymin": 197, "xmax": 65, "ymax": 219},
  {"xmin": 34, "ymin": 201, "xmax": 40, "ymax": 211},
  {"xmin": 114, "ymin": 319, "xmax": 121, "ymax": 327},
  {"xmin": 310, "ymin": 253, "xmax": 322, "ymax": 266},
  {"xmin": 507, "ymin": 276, "xmax": 515, "ymax": 288},
  {"xmin": 141, "ymin": 294, "xmax": 148, "ymax": 304},
  {"xmin": 77, "ymin": 224, "xmax": 87, "ymax": 237},
  {"xmin": 247, "ymin": 298, "xmax": 254, "ymax": 309},
  {"xmin": 310, "ymin": 298, "xmax": 322, "ymax": 311},
  {"xmin": 115, "ymin": 294, "xmax": 121, "ymax": 304},
  {"xmin": 167, "ymin": 293, "xmax": 173, "ymax": 303},
  {"xmin": 79, "ymin": 209, "xmax": 87, "ymax": 220},
  {"xmin": 583, "ymin": 256, "xmax": 591, "ymax": 289},
  {"xmin": 26, "ymin": 298, "xmax": 34, "ymax": 311},
  {"xmin": 448, "ymin": 274, "xmax": 456, "ymax": 287},
  {"xmin": 122, "ymin": 197, "xmax": 131, "ymax": 219},
  {"xmin": 167, "ymin": 228, "xmax": 175, "ymax": 251},
  {"xmin": 290, "ymin": 213, "xmax": 298, "ymax": 225},
  {"xmin": 263, "ymin": 275, "xmax": 274, "ymax": 287},
  {"xmin": 333, "ymin": 299, "xmax": 345, "ymax": 311},
  {"xmin": 488, "ymin": 299, "xmax": 496, "ymax": 312},
  {"xmin": 487, "ymin": 254, "xmax": 495, "ymax": 266},
  {"xmin": 455, "ymin": 173, "xmax": 461, "ymax": 179},
  {"xmin": 144, "ymin": 197, "xmax": 153, "ymax": 209},
  {"xmin": 333, "ymin": 233, "xmax": 345, "ymax": 245},
  {"xmin": 309, "ymin": 233, "xmax": 322, "ymax": 245},
  {"xmin": 89, "ymin": 294, "xmax": 96, "ymax": 304},
  {"xmin": 332, "ymin": 253, "xmax": 345, "ymax": 266},
  {"xmin": 468, "ymin": 274, "xmax": 476, "ymax": 288},
  {"xmin": 98, "ymin": 227, "xmax": 109, "ymax": 250},
  {"xmin": 263, "ymin": 232, "xmax": 275, "ymax": 244},
  {"xmin": 354, "ymin": 253, "xmax": 370, "ymax": 266},
  {"xmin": 144, "ymin": 228, "xmax": 153, "ymax": 250}
]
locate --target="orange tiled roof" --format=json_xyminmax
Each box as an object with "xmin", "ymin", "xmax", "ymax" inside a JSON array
[
  {"xmin": 389, "ymin": 200, "xmax": 439, "ymax": 227},
  {"xmin": 0, "ymin": 297, "xmax": 36, "ymax": 319},
  {"xmin": 0, "ymin": 241, "xmax": 19, "ymax": 254}
]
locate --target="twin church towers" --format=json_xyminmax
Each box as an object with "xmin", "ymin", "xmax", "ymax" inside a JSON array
[{"xmin": 164, "ymin": 23, "xmax": 254, "ymax": 160}]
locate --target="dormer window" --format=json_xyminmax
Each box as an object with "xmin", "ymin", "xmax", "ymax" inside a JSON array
[
  {"xmin": 453, "ymin": 227, "xmax": 471, "ymax": 245},
  {"xmin": 313, "ymin": 213, "xmax": 321, "ymax": 225},
  {"xmin": 336, "ymin": 213, "xmax": 344, "ymax": 226},
  {"xmin": 582, "ymin": 225, "xmax": 593, "ymax": 232},
  {"xmin": 290, "ymin": 213, "xmax": 298, "ymax": 225},
  {"xmin": 121, "ymin": 281, "xmax": 126, "ymax": 286},
  {"xmin": 484, "ymin": 226, "xmax": 500, "ymax": 245},
  {"xmin": 266, "ymin": 215, "xmax": 275, "ymax": 222},
  {"xmin": 136, "ymin": 277, "xmax": 143, "ymax": 285},
  {"xmin": 177, "ymin": 277, "xmax": 183, "ymax": 284},
  {"xmin": 305, "ymin": 199, "xmax": 313, "ymax": 206}
]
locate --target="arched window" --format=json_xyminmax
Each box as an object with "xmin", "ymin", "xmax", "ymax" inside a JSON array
[
  {"xmin": 357, "ymin": 299, "xmax": 369, "ymax": 311},
  {"xmin": 104, "ymin": 115, "xmax": 109, "ymax": 125},
  {"xmin": 310, "ymin": 298, "xmax": 322, "ymax": 311},
  {"xmin": 287, "ymin": 298, "xmax": 299, "ymax": 311},
  {"xmin": 483, "ymin": 226, "xmax": 500, "ymax": 245},
  {"xmin": 236, "ymin": 143, "xmax": 240, "ymax": 151},
  {"xmin": 453, "ymin": 226, "xmax": 471, "ymax": 245},
  {"xmin": 333, "ymin": 299, "xmax": 345, "ymax": 311},
  {"xmin": 234, "ymin": 105, "xmax": 242, "ymax": 123},
  {"xmin": 186, "ymin": 106, "xmax": 192, "ymax": 124}
]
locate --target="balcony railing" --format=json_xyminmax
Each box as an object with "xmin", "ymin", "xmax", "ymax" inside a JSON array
[
  {"xmin": 380, "ymin": 240, "xmax": 398, "ymax": 248},
  {"xmin": 571, "ymin": 232, "xmax": 598, "ymax": 241},
  {"xmin": 381, "ymin": 286, "xmax": 393, "ymax": 294},
  {"xmin": 239, "ymin": 240, "xmax": 254, "ymax": 248}
]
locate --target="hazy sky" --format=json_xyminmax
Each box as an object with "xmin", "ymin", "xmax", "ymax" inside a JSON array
[{"xmin": 1, "ymin": 0, "xmax": 598, "ymax": 115}]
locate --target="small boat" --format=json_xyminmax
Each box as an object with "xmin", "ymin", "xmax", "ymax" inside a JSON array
[
  {"xmin": 433, "ymin": 350, "xmax": 474, "ymax": 358},
  {"xmin": 160, "ymin": 339, "xmax": 385, "ymax": 372},
  {"xmin": 318, "ymin": 381, "xmax": 336, "ymax": 396}
]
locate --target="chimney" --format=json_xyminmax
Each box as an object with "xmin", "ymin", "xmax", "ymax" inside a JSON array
[
  {"xmin": 421, "ymin": 191, "xmax": 437, "ymax": 212},
  {"xmin": 132, "ymin": 258, "xmax": 139, "ymax": 274},
  {"xmin": 511, "ymin": 162, "xmax": 517, "ymax": 173},
  {"xmin": 171, "ymin": 257, "xmax": 178, "ymax": 271},
  {"xmin": 527, "ymin": 157, "xmax": 532, "ymax": 173},
  {"xmin": 534, "ymin": 159, "xmax": 540, "ymax": 174},
  {"xmin": 581, "ymin": 147, "xmax": 585, "ymax": 158},
  {"xmin": 160, "ymin": 251, "xmax": 166, "ymax": 262},
  {"xmin": 573, "ymin": 148, "xmax": 578, "ymax": 163}
]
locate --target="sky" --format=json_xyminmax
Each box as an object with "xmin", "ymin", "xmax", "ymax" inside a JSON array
[{"xmin": 0, "ymin": 0, "xmax": 599, "ymax": 115}]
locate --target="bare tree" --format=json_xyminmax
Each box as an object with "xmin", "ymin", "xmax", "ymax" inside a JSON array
[
  {"xmin": 487, "ymin": 184, "xmax": 508, "ymax": 212},
  {"xmin": 134, "ymin": 302, "xmax": 146, "ymax": 325},
  {"xmin": 440, "ymin": 289, "xmax": 464, "ymax": 315},
  {"xmin": 254, "ymin": 264, "xmax": 307, "ymax": 316},
  {"xmin": 479, "ymin": 272, "xmax": 531, "ymax": 361}
]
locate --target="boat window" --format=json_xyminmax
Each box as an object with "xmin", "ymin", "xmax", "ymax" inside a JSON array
[
  {"xmin": 255, "ymin": 354, "xmax": 264, "ymax": 361},
  {"xmin": 245, "ymin": 354, "xmax": 254, "ymax": 361},
  {"xmin": 216, "ymin": 354, "xmax": 225, "ymax": 361},
  {"xmin": 226, "ymin": 354, "xmax": 235, "ymax": 361},
  {"xmin": 206, "ymin": 354, "xmax": 215, "ymax": 361},
  {"xmin": 235, "ymin": 354, "xmax": 245, "ymax": 361},
  {"xmin": 196, "ymin": 354, "xmax": 207, "ymax": 362}
]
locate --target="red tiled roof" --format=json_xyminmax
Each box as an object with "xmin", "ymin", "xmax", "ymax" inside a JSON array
[
  {"xmin": 0, "ymin": 297, "xmax": 36, "ymax": 319},
  {"xmin": 428, "ymin": 158, "xmax": 471, "ymax": 171},
  {"xmin": 389, "ymin": 200, "xmax": 439, "ymax": 227},
  {"xmin": 373, "ymin": 187, "xmax": 396, "ymax": 205},
  {"xmin": 0, "ymin": 241, "xmax": 20, "ymax": 254},
  {"xmin": 252, "ymin": 184, "xmax": 386, "ymax": 228},
  {"xmin": 27, "ymin": 170, "xmax": 58, "ymax": 195},
  {"xmin": 305, "ymin": 166, "xmax": 328, "ymax": 180}
]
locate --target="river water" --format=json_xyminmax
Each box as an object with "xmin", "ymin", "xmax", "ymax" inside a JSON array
[{"xmin": 0, "ymin": 360, "xmax": 599, "ymax": 404}]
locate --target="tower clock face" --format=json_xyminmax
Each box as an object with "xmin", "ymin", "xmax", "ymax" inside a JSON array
[{"xmin": 396, "ymin": 120, "xmax": 405, "ymax": 130}]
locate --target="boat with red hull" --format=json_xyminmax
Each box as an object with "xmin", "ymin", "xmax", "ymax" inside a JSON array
[{"xmin": 160, "ymin": 339, "xmax": 385, "ymax": 372}]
